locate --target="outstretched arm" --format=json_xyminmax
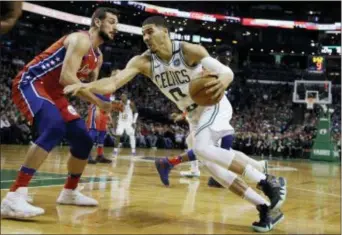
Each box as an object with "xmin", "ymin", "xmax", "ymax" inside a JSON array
[{"xmin": 64, "ymin": 55, "xmax": 145, "ymax": 96}]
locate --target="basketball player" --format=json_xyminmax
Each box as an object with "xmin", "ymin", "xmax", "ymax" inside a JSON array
[
  {"xmin": 1, "ymin": 7, "xmax": 119, "ymax": 219},
  {"xmin": 0, "ymin": 1, "xmax": 23, "ymax": 34},
  {"xmin": 175, "ymin": 45, "xmax": 267, "ymax": 188},
  {"xmin": 113, "ymin": 93, "xmax": 138, "ymax": 156},
  {"xmin": 86, "ymin": 93, "xmax": 113, "ymax": 164},
  {"xmin": 64, "ymin": 16, "xmax": 286, "ymax": 232}
]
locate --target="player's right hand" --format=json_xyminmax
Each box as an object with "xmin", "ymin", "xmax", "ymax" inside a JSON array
[{"xmin": 63, "ymin": 83, "xmax": 89, "ymax": 96}]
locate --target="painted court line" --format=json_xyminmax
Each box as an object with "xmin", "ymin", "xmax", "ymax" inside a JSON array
[
  {"xmin": 289, "ymin": 186, "xmax": 341, "ymax": 198},
  {"xmin": 0, "ymin": 177, "xmax": 67, "ymax": 183}
]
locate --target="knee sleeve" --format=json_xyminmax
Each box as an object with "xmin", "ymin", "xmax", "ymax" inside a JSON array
[
  {"xmin": 34, "ymin": 102, "xmax": 66, "ymax": 152},
  {"xmin": 66, "ymin": 119, "xmax": 93, "ymax": 160},
  {"xmin": 221, "ymin": 135, "xmax": 234, "ymax": 150}
]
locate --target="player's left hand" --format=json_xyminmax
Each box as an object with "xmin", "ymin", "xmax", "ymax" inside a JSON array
[
  {"xmin": 204, "ymin": 78, "xmax": 225, "ymax": 102},
  {"xmin": 132, "ymin": 123, "xmax": 136, "ymax": 129},
  {"xmin": 63, "ymin": 83, "xmax": 89, "ymax": 96}
]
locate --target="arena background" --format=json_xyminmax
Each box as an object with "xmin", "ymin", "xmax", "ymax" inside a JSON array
[{"xmin": 0, "ymin": 1, "xmax": 341, "ymax": 234}]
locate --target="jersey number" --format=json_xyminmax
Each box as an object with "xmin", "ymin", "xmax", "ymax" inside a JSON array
[{"xmin": 169, "ymin": 87, "xmax": 187, "ymax": 102}]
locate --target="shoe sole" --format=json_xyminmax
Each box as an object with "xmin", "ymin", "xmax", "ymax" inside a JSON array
[
  {"xmin": 1, "ymin": 209, "xmax": 44, "ymax": 220},
  {"xmin": 180, "ymin": 174, "xmax": 200, "ymax": 178},
  {"xmin": 56, "ymin": 201, "xmax": 98, "ymax": 206},
  {"xmin": 252, "ymin": 214, "xmax": 284, "ymax": 233},
  {"xmin": 272, "ymin": 177, "xmax": 287, "ymax": 210}
]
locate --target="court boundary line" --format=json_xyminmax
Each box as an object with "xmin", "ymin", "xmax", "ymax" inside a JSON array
[{"xmin": 288, "ymin": 186, "xmax": 341, "ymax": 198}]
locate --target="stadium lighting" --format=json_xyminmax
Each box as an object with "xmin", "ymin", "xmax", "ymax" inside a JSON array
[{"xmin": 250, "ymin": 48, "xmax": 254, "ymax": 51}]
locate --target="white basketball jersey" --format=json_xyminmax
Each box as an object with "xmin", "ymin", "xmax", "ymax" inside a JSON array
[
  {"xmin": 118, "ymin": 100, "xmax": 133, "ymax": 123},
  {"xmin": 150, "ymin": 41, "xmax": 203, "ymax": 112}
]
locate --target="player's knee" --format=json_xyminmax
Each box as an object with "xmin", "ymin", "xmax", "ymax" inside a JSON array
[
  {"xmin": 35, "ymin": 118, "xmax": 66, "ymax": 152},
  {"xmin": 70, "ymin": 132, "xmax": 93, "ymax": 160},
  {"xmin": 68, "ymin": 121, "xmax": 93, "ymax": 160}
]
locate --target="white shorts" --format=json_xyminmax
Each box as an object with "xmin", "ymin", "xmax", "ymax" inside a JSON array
[
  {"xmin": 187, "ymin": 96, "xmax": 234, "ymax": 147},
  {"xmin": 116, "ymin": 121, "xmax": 135, "ymax": 136}
]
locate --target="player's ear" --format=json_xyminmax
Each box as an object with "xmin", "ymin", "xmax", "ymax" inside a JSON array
[{"xmin": 94, "ymin": 18, "xmax": 101, "ymax": 28}]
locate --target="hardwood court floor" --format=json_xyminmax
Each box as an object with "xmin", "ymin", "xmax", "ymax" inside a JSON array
[{"xmin": 0, "ymin": 145, "xmax": 341, "ymax": 234}]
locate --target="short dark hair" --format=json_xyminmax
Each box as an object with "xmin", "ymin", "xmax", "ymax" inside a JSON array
[
  {"xmin": 142, "ymin": 16, "xmax": 168, "ymax": 30},
  {"xmin": 91, "ymin": 7, "xmax": 119, "ymax": 27}
]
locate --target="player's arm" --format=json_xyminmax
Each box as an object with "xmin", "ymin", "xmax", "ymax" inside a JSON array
[
  {"xmin": 0, "ymin": 1, "xmax": 22, "ymax": 34},
  {"xmin": 63, "ymin": 55, "xmax": 148, "ymax": 96},
  {"xmin": 182, "ymin": 42, "xmax": 234, "ymax": 103},
  {"xmin": 60, "ymin": 33, "xmax": 110, "ymax": 110},
  {"xmin": 88, "ymin": 52, "xmax": 103, "ymax": 82},
  {"xmin": 130, "ymin": 101, "xmax": 138, "ymax": 128}
]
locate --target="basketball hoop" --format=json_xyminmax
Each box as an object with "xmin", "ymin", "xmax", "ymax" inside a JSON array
[{"xmin": 306, "ymin": 97, "xmax": 316, "ymax": 109}]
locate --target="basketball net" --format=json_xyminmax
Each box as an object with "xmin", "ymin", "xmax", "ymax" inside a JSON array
[{"xmin": 306, "ymin": 97, "xmax": 316, "ymax": 109}]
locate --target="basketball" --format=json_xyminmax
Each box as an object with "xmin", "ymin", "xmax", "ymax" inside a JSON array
[{"xmin": 189, "ymin": 75, "xmax": 220, "ymax": 106}]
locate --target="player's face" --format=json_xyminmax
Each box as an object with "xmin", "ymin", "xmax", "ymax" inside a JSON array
[
  {"xmin": 142, "ymin": 24, "xmax": 168, "ymax": 53},
  {"xmin": 99, "ymin": 12, "xmax": 118, "ymax": 42}
]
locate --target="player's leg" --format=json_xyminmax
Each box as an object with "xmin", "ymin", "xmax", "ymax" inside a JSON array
[
  {"xmin": 180, "ymin": 132, "xmax": 200, "ymax": 178},
  {"xmin": 1, "ymin": 100, "xmax": 66, "ymax": 219},
  {"xmin": 56, "ymin": 118, "xmax": 98, "ymax": 206},
  {"xmin": 126, "ymin": 124, "xmax": 136, "ymax": 155},
  {"xmin": 113, "ymin": 122, "xmax": 124, "ymax": 156},
  {"xmin": 96, "ymin": 131, "xmax": 112, "ymax": 163},
  {"xmin": 193, "ymin": 100, "xmax": 286, "ymax": 211},
  {"xmin": 87, "ymin": 129, "xmax": 98, "ymax": 164},
  {"xmin": 202, "ymin": 160, "xmax": 284, "ymax": 232}
]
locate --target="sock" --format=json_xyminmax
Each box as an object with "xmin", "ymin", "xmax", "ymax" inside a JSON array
[
  {"xmin": 243, "ymin": 164, "xmax": 267, "ymax": 183},
  {"xmin": 167, "ymin": 155, "xmax": 182, "ymax": 166},
  {"xmin": 243, "ymin": 187, "xmax": 270, "ymax": 206},
  {"xmin": 64, "ymin": 173, "xmax": 82, "ymax": 190},
  {"xmin": 97, "ymin": 146, "xmax": 104, "ymax": 156},
  {"xmin": 190, "ymin": 160, "xmax": 199, "ymax": 172},
  {"xmin": 10, "ymin": 166, "xmax": 36, "ymax": 192}
]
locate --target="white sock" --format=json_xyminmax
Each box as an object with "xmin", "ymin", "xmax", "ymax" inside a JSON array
[
  {"xmin": 190, "ymin": 160, "xmax": 199, "ymax": 172},
  {"xmin": 244, "ymin": 187, "xmax": 270, "ymax": 206},
  {"xmin": 233, "ymin": 150, "xmax": 262, "ymax": 172},
  {"xmin": 243, "ymin": 164, "xmax": 266, "ymax": 183},
  {"xmin": 129, "ymin": 135, "xmax": 136, "ymax": 149}
]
